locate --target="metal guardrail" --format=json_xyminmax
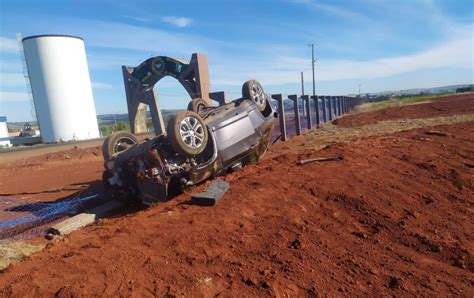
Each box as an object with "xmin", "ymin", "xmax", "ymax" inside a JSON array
[{"xmin": 271, "ymin": 94, "xmax": 363, "ymax": 141}]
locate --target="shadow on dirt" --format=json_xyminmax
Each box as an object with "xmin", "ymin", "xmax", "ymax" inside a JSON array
[
  {"xmin": 0, "ymin": 188, "xmax": 84, "ymax": 196},
  {"xmin": 0, "ymin": 180, "xmax": 103, "ymax": 197},
  {"xmin": 0, "ymin": 174, "xmax": 208, "ymax": 240},
  {"xmin": 177, "ymin": 197, "xmax": 213, "ymax": 207},
  {"xmin": 0, "ymin": 181, "xmax": 125, "ymax": 240}
]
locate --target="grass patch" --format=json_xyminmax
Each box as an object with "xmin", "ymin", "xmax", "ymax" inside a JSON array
[
  {"xmin": 0, "ymin": 240, "xmax": 45, "ymax": 271},
  {"xmin": 305, "ymin": 114, "xmax": 474, "ymax": 150},
  {"xmin": 355, "ymin": 94, "xmax": 448, "ymax": 113}
]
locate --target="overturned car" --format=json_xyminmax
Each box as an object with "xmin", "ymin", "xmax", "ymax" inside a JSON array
[{"xmin": 102, "ymin": 80, "xmax": 275, "ymax": 206}]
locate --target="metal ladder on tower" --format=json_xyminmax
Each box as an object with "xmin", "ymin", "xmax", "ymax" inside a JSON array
[{"xmin": 16, "ymin": 33, "xmax": 37, "ymax": 122}]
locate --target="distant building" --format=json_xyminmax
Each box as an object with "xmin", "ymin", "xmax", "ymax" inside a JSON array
[{"xmin": 0, "ymin": 116, "xmax": 12, "ymax": 147}]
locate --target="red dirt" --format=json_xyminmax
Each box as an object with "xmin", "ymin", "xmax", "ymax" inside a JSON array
[
  {"xmin": 0, "ymin": 146, "xmax": 103, "ymax": 203},
  {"xmin": 0, "ymin": 118, "xmax": 473, "ymax": 296},
  {"xmin": 0, "ymin": 147, "xmax": 107, "ymax": 240},
  {"xmin": 334, "ymin": 93, "xmax": 474, "ymax": 127}
]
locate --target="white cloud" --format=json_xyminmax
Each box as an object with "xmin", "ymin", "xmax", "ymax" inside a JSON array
[
  {"xmin": 0, "ymin": 91, "xmax": 30, "ymax": 102},
  {"xmin": 0, "ymin": 36, "xmax": 18, "ymax": 53},
  {"xmin": 317, "ymin": 34, "xmax": 472, "ymax": 81},
  {"xmin": 210, "ymin": 25, "xmax": 473, "ymax": 87},
  {"xmin": 161, "ymin": 16, "xmax": 193, "ymax": 28},
  {"xmin": 289, "ymin": 0, "xmax": 364, "ymax": 19},
  {"xmin": 66, "ymin": 19, "xmax": 211, "ymax": 54}
]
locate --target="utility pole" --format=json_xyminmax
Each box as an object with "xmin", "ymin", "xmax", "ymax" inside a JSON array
[
  {"xmin": 309, "ymin": 43, "xmax": 316, "ymax": 96},
  {"xmin": 358, "ymin": 83, "xmax": 361, "ymax": 97},
  {"xmin": 300, "ymin": 72, "xmax": 306, "ymax": 116},
  {"xmin": 301, "ymin": 72, "xmax": 304, "ymax": 95}
]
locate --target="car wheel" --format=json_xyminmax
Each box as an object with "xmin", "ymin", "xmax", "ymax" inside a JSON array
[
  {"xmin": 102, "ymin": 131, "xmax": 138, "ymax": 162},
  {"xmin": 187, "ymin": 98, "xmax": 210, "ymax": 113},
  {"xmin": 242, "ymin": 80, "xmax": 267, "ymax": 112},
  {"xmin": 167, "ymin": 111, "xmax": 208, "ymax": 157}
]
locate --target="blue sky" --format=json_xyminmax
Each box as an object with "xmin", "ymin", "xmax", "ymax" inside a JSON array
[{"xmin": 0, "ymin": 0, "xmax": 473, "ymax": 121}]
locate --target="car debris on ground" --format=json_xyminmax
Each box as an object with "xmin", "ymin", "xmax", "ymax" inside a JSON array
[
  {"xmin": 425, "ymin": 130, "xmax": 449, "ymax": 136},
  {"xmin": 45, "ymin": 198, "xmax": 124, "ymax": 240},
  {"xmin": 190, "ymin": 179, "xmax": 230, "ymax": 206},
  {"xmin": 297, "ymin": 156, "xmax": 343, "ymax": 165}
]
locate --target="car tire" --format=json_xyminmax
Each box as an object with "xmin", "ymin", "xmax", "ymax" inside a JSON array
[
  {"xmin": 102, "ymin": 131, "xmax": 138, "ymax": 162},
  {"xmin": 242, "ymin": 80, "xmax": 267, "ymax": 112},
  {"xmin": 167, "ymin": 111, "xmax": 208, "ymax": 157},
  {"xmin": 187, "ymin": 98, "xmax": 210, "ymax": 114}
]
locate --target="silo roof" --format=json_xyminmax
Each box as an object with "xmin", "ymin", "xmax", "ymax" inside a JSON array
[{"xmin": 22, "ymin": 34, "xmax": 84, "ymax": 42}]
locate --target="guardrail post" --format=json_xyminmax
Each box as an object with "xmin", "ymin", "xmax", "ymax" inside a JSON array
[
  {"xmin": 271, "ymin": 94, "xmax": 287, "ymax": 141},
  {"xmin": 327, "ymin": 96, "xmax": 333, "ymax": 121},
  {"xmin": 337, "ymin": 96, "xmax": 342, "ymax": 116},
  {"xmin": 302, "ymin": 95, "xmax": 312, "ymax": 130},
  {"xmin": 321, "ymin": 95, "xmax": 327, "ymax": 123},
  {"xmin": 301, "ymin": 97, "xmax": 305, "ymax": 117},
  {"xmin": 311, "ymin": 95, "xmax": 320, "ymax": 126},
  {"xmin": 332, "ymin": 96, "xmax": 336, "ymax": 119},
  {"xmin": 288, "ymin": 94, "xmax": 301, "ymax": 136},
  {"xmin": 339, "ymin": 96, "xmax": 343, "ymax": 116}
]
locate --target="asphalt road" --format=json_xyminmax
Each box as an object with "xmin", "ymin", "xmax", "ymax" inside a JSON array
[{"xmin": 0, "ymin": 132, "xmax": 155, "ymax": 164}]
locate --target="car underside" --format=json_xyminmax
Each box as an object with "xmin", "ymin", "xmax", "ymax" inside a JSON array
[{"xmin": 102, "ymin": 80, "xmax": 275, "ymax": 206}]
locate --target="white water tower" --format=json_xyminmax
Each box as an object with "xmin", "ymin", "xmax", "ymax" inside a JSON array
[{"xmin": 22, "ymin": 34, "xmax": 100, "ymax": 143}]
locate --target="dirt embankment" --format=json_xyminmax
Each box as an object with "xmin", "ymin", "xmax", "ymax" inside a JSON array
[
  {"xmin": 334, "ymin": 93, "xmax": 474, "ymax": 127},
  {"xmin": 0, "ymin": 119, "xmax": 473, "ymax": 296}
]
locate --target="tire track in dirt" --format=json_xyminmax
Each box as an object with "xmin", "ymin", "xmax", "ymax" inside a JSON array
[{"xmin": 0, "ymin": 121, "xmax": 473, "ymax": 296}]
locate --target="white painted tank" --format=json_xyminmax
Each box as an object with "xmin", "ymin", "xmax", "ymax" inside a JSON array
[{"xmin": 22, "ymin": 34, "xmax": 100, "ymax": 143}]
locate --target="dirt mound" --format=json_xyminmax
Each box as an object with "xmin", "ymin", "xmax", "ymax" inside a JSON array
[
  {"xmin": 334, "ymin": 93, "xmax": 474, "ymax": 127},
  {"xmin": 0, "ymin": 121, "xmax": 473, "ymax": 296},
  {"xmin": 37, "ymin": 146, "xmax": 101, "ymax": 163}
]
